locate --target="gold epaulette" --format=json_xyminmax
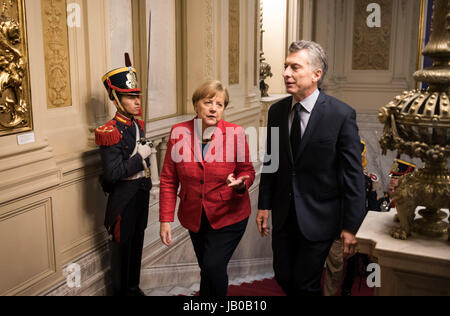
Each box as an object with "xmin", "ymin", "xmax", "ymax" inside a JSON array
[{"xmin": 95, "ymin": 121, "xmax": 122, "ymax": 146}]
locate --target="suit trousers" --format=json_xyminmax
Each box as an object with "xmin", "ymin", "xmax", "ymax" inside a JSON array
[
  {"xmin": 110, "ymin": 187, "xmax": 149, "ymax": 296},
  {"xmin": 189, "ymin": 211, "xmax": 248, "ymax": 297},
  {"xmin": 272, "ymin": 198, "xmax": 334, "ymax": 296}
]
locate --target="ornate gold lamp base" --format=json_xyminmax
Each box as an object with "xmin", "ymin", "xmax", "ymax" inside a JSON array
[
  {"xmin": 260, "ymin": 80, "xmax": 270, "ymax": 97},
  {"xmin": 390, "ymin": 164, "xmax": 450, "ymax": 240},
  {"xmin": 413, "ymin": 208, "xmax": 448, "ymax": 238}
]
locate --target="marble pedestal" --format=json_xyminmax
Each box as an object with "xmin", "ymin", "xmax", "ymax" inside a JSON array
[{"xmin": 356, "ymin": 209, "xmax": 450, "ymax": 296}]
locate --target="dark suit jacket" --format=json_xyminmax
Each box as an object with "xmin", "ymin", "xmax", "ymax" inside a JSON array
[{"xmin": 258, "ymin": 92, "xmax": 366, "ymax": 241}]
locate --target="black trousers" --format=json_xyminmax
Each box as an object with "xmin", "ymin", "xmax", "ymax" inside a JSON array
[
  {"xmin": 110, "ymin": 188, "xmax": 149, "ymax": 296},
  {"xmin": 189, "ymin": 211, "xmax": 248, "ymax": 297},
  {"xmin": 272, "ymin": 200, "xmax": 334, "ymax": 296}
]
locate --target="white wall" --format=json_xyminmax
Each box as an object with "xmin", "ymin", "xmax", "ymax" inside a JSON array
[
  {"xmin": 109, "ymin": 0, "xmax": 133, "ymax": 69},
  {"xmin": 146, "ymin": 0, "xmax": 178, "ymax": 120},
  {"xmin": 108, "ymin": 0, "xmax": 178, "ymax": 121},
  {"xmin": 262, "ymin": 0, "xmax": 287, "ymax": 95}
]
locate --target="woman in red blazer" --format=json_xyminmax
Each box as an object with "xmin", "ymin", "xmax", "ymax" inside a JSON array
[{"xmin": 159, "ymin": 80, "xmax": 255, "ymax": 296}]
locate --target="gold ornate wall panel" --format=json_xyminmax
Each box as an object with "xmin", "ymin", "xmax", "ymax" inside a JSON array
[
  {"xmin": 0, "ymin": 0, "xmax": 33, "ymax": 136},
  {"xmin": 352, "ymin": 0, "xmax": 393, "ymax": 70},
  {"xmin": 41, "ymin": 0, "xmax": 72, "ymax": 109},
  {"xmin": 229, "ymin": 0, "xmax": 240, "ymax": 85}
]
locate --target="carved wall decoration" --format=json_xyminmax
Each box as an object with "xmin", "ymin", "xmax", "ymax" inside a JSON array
[
  {"xmin": 0, "ymin": 0, "xmax": 33, "ymax": 136},
  {"xmin": 352, "ymin": 0, "xmax": 393, "ymax": 70},
  {"xmin": 41, "ymin": 0, "xmax": 72, "ymax": 108},
  {"xmin": 229, "ymin": 0, "xmax": 240, "ymax": 85},
  {"xmin": 254, "ymin": 0, "xmax": 259, "ymax": 87}
]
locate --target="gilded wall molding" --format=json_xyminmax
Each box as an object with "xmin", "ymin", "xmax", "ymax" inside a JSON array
[
  {"xmin": 341, "ymin": 0, "xmax": 346, "ymax": 21},
  {"xmin": 352, "ymin": 0, "xmax": 392, "ymax": 70},
  {"xmin": 229, "ymin": 0, "xmax": 240, "ymax": 85},
  {"xmin": 41, "ymin": 0, "xmax": 72, "ymax": 109},
  {"xmin": 0, "ymin": 0, "xmax": 33, "ymax": 136},
  {"xmin": 204, "ymin": 0, "xmax": 213, "ymax": 80},
  {"xmin": 254, "ymin": 0, "xmax": 259, "ymax": 87}
]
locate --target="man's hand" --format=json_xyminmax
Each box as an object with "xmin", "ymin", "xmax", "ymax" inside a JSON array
[
  {"xmin": 256, "ymin": 210, "xmax": 270, "ymax": 237},
  {"xmin": 160, "ymin": 222, "xmax": 172, "ymax": 247},
  {"xmin": 227, "ymin": 174, "xmax": 250, "ymax": 191},
  {"xmin": 341, "ymin": 230, "xmax": 358, "ymax": 260}
]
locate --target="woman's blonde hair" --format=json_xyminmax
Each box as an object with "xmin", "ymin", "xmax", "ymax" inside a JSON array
[{"xmin": 192, "ymin": 80, "xmax": 230, "ymax": 108}]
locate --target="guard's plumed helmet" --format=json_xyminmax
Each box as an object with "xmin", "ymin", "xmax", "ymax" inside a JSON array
[
  {"xmin": 390, "ymin": 159, "xmax": 416, "ymax": 177},
  {"xmin": 102, "ymin": 67, "xmax": 141, "ymax": 101},
  {"xmin": 101, "ymin": 53, "xmax": 142, "ymax": 115},
  {"xmin": 102, "ymin": 53, "xmax": 141, "ymax": 100}
]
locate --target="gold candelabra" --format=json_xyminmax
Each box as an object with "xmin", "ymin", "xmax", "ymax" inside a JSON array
[{"xmin": 259, "ymin": 1, "xmax": 272, "ymax": 97}]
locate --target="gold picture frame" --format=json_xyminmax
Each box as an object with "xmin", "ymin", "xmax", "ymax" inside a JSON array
[{"xmin": 0, "ymin": 0, "xmax": 33, "ymax": 137}]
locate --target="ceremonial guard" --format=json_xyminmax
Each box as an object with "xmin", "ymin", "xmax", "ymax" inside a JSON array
[
  {"xmin": 383, "ymin": 158, "xmax": 416, "ymax": 212},
  {"xmin": 95, "ymin": 55, "xmax": 152, "ymax": 296}
]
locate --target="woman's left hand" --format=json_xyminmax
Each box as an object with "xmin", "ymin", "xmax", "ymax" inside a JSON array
[{"xmin": 227, "ymin": 174, "xmax": 250, "ymax": 191}]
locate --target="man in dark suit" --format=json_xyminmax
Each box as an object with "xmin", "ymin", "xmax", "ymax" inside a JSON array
[{"xmin": 257, "ymin": 40, "xmax": 366, "ymax": 296}]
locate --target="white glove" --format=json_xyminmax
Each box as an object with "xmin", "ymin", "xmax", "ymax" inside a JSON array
[{"xmin": 137, "ymin": 143, "xmax": 151, "ymax": 160}]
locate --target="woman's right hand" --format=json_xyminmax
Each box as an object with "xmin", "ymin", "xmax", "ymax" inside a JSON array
[{"xmin": 160, "ymin": 222, "xmax": 172, "ymax": 247}]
